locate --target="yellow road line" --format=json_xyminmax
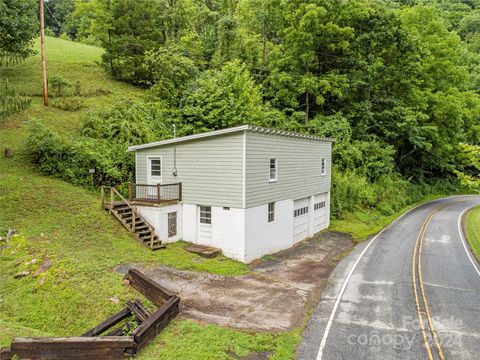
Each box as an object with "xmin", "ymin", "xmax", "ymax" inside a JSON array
[
  {"xmin": 418, "ymin": 208, "xmax": 446, "ymax": 360},
  {"xmin": 412, "ymin": 212, "xmax": 434, "ymax": 360}
]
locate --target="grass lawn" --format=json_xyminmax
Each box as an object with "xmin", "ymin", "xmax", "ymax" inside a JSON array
[{"xmin": 465, "ymin": 207, "xmax": 480, "ymax": 262}]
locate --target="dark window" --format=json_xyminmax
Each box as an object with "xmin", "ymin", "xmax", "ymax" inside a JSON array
[
  {"xmin": 269, "ymin": 158, "xmax": 277, "ymax": 181},
  {"xmin": 321, "ymin": 158, "xmax": 326, "ymax": 175},
  {"xmin": 314, "ymin": 201, "xmax": 326, "ymax": 211},
  {"xmin": 294, "ymin": 206, "xmax": 309, "ymax": 217},
  {"xmin": 200, "ymin": 206, "xmax": 211, "ymax": 224},
  {"xmin": 268, "ymin": 202, "xmax": 275, "ymax": 223},
  {"xmin": 150, "ymin": 158, "xmax": 161, "ymax": 177}
]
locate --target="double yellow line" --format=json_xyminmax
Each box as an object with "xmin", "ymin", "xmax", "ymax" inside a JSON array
[{"xmin": 412, "ymin": 206, "xmax": 446, "ymax": 360}]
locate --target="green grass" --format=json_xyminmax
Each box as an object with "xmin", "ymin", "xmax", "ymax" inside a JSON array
[
  {"xmin": 138, "ymin": 321, "xmax": 301, "ymax": 360},
  {"xmin": 330, "ymin": 194, "xmax": 450, "ymax": 241},
  {"xmin": 0, "ymin": 37, "xmax": 300, "ymax": 359},
  {"xmin": 465, "ymin": 207, "xmax": 480, "ymax": 262}
]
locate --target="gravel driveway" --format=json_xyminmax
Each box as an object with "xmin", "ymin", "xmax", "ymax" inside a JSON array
[{"xmin": 118, "ymin": 231, "xmax": 352, "ymax": 332}]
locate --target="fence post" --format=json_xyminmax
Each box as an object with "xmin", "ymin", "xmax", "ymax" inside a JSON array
[
  {"xmin": 100, "ymin": 186, "xmax": 105, "ymax": 209},
  {"xmin": 110, "ymin": 188, "xmax": 114, "ymax": 213},
  {"xmin": 150, "ymin": 232, "xmax": 154, "ymax": 249},
  {"xmin": 132, "ymin": 207, "xmax": 136, "ymax": 232},
  {"xmin": 157, "ymin": 184, "xmax": 161, "ymax": 202}
]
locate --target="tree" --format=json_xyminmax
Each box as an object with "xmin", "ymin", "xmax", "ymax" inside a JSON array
[
  {"xmin": 44, "ymin": 0, "xmax": 75, "ymax": 36},
  {"xmin": 143, "ymin": 45, "xmax": 199, "ymax": 106},
  {"xmin": 0, "ymin": 0, "xmax": 38, "ymax": 61},
  {"xmin": 0, "ymin": 0, "xmax": 38, "ymax": 118},
  {"xmin": 266, "ymin": 0, "xmax": 353, "ymax": 122},
  {"xmin": 182, "ymin": 60, "xmax": 268, "ymax": 131}
]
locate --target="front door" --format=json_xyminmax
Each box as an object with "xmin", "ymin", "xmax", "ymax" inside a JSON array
[
  {"xmin": 198, "ymin": 206, "xmax": 212, "ymax": 245},
  {"xmin": 147, "ymin": 157, "xmax": 162, "ymax": 199}
]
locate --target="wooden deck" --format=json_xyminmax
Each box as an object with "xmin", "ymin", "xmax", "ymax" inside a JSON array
[{"xmin": 128, "ymin": 183, "xmax": 182, "ymax": 205}]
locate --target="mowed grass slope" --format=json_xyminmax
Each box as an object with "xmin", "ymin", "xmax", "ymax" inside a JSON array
[
  {"xmin": 0, "ymin": 37, "xmax": 300, "ymax": 360},
  {"xmin": 465, "ymin": 207, "xmax": 480, "ymax": 262}
]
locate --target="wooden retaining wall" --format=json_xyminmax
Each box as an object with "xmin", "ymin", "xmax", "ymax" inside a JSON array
[{"xmin": 0, "ymin": 270, "xmax": 179, "ymax": 360}]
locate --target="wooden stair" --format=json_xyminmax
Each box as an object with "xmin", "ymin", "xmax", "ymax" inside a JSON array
[{"xmin": 102, "ymin": 187, "xmax": 165, "ymax": 250}]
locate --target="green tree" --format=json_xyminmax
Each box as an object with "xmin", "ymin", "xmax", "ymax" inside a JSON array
[
  {"xmin": 0, "ymin": 0, "xmax": 38, "ymax": 118},
  {"xmin": 0, "ymin": 0, "xmax": 38, "ymax": 61},
  {"xmin": 182, "ymin": 60, "xmax": 268, "ymax": 131},
  {"xmin": 266, "ymin": 0, "xmax": 353, "ymax": 122},
  {"xmin": 143, "ymin": 45, "xmax": 199, "ymax": 106},
  {"xmin": 44, "ymin": 0, "xmax": 76, "ymax": 36}
]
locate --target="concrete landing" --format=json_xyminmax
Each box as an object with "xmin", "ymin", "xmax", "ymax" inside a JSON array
[{"xmin": 184, "ymin": 244, "xmax": 221, "ymax": 258}]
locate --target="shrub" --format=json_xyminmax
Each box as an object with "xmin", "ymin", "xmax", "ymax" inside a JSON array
[
  {"xmin": 0, "ymin": 80, "xmax": 31, "ymax": 118},
  {"xmin": 48, "ymin": 75, "xmax": 70, "ymax": 97},
  {"xmin": 80, "ymin": 100, "xmax": 182, "ymax": 145},
  {"xmin": 26, "ymin": 121, "xmax": 134, "ymax": 187},
  {"xmin": 51, "ymin": 97, "xmax": 85, "ymax": 111}
]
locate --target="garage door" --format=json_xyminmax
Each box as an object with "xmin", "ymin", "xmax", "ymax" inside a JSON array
[
  {"xmin": 313, "ymin": 193, "xmax": 327, "ymax": 233},
  {"xmin": 293, "ymin": 197, "xmax": 310, "ymax": 243}
]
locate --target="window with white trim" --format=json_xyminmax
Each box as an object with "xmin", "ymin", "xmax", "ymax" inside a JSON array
[
  {"xmin": 321, "ymin": 158, "xmax": 326, "ymax": 176},
  {"xmin": 150, "ymin": 158, "xmax": 162, "ymax": 177},
  {"xmin": 294, "ymin": 206, "xmax": 309, "ymax": 217},
  {"xmin": 269, "ymin": 158, "xmax": 277, "ymax": 182},
  {"xmin": 199, "ymin": 206, "xmax": 211, "ymax": 224},
  {"xmin": 268, "ymin": 202, "xmax": 275, "ymax": 223},
  {"xmin": 314, "ymin": 201, "xmax": 326, "ymax": 210}
]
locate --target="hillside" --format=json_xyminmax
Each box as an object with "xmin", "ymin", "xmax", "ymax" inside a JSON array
[{"xmin": 0, "ymin": 37, "xmax": 297, "ymax": 359}]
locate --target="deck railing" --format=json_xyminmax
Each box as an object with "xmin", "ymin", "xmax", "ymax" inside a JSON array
[{"xmin": 128, "ymin": 183, "xmax": 182, "ymax": 204}]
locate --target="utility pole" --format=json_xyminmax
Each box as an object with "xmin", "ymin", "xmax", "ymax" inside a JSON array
[{"xmin": 39, "ymin": 0, "xmax": 49, "ymax": 106}]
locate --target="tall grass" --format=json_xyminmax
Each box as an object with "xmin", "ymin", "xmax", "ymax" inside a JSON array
[{"xmin": 331, "ymin": 168, "xmax": 461, "ymax": 219}]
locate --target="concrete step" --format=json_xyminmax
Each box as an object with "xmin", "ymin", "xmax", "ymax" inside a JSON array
[{"xmin": 184, "ymin": 244, "xmax": 221, "ymax": 258}]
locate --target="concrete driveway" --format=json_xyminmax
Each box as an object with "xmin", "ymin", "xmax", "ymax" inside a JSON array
[{"xmin": 121, "ymin": 231, "xmax": 352, "ymax": 332}]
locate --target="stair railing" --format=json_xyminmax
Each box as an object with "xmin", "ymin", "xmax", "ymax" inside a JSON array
[{"xmin": 101, "ymin": 186, "xmax": 157, "ymax": 248}]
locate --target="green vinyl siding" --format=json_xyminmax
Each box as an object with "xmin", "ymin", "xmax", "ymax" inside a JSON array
[
  {"xmin": 245, "ymin": 132, "xmax": 331, "ymax": 208},
  {"xmin": 135, "ymin": 132, "xmax": 244, "ymax": 208}
]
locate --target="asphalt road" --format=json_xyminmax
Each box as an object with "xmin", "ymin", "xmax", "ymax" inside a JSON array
[{"xmin": 297, "ymin": 196, "xmax": 480, "ymax": 360}]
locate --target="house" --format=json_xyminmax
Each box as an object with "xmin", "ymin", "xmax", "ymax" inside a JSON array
[{"xmin": 125, "ymin": 125, "xmax": 333, "ymax": 263}]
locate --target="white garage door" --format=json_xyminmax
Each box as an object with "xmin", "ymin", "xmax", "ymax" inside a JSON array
[
  {"xmin": 313, "ymin": 193, "xmax": 327, "ymax": 233},
  {"xmin": 293, "ymin": 197, "xmax": 310, "ymax": 243}
]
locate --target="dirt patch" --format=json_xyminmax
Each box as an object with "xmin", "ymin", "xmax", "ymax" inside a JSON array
[{"xmin": 117, "ymin": 231, "xmax": 352, "ymax": 332}]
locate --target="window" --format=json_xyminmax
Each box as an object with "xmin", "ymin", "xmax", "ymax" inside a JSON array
[
  {"xmin": 269, "ymin": 158, "xmax": 277, "ymax": 182},
  {"xmin": 321, "ymin": 158, "xmax": 326, "ymax": 176},
  {"xmin": 150, "ymin": 158, "xmax": 161, "ymax": 177},
  {"xmin": 268, "ymin": 202, "xmax": 275, "ymax": 223},
  {"xmin": 294, "ymin": 206, "xmax": 309, "ymax": 217},
  {"xmin": 199, "ymin": 206, "xmax": 211, "ymax": 224},
  {"xmin": 314, "ymin": 201, "xmax": 326, "ymax": 211}
]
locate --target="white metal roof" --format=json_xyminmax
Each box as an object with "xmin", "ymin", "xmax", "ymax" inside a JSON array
[{"xmin": 127, "ymin": 124, "xmax": 334, "ymax": 152}]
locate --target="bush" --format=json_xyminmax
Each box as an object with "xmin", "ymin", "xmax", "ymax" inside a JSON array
[
  {"xmin": 331, "ymin": 167, "xmax": 462, "ymax": 219},
  {"xmin": 26, "ymin": 121, "xmax": 134, "ymax": 187},
  {"xmin": 1, "ymin": 80, "xmax": 31, "ymax": 118},
  {"xmin": 51, "ymin": 97, "xmax": 85, "ymax": 111},
  {"xmin": 48, "ymin": 75, "xmax": 70, "ymax": 97},
  {"xmin": 80, "ymin": 100, "xmax": 182, "ymax": 145}
]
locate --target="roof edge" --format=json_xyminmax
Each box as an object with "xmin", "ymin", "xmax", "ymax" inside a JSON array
[{"xmin": 127, "ymin": 124, "xmax": 334, "ymax": 152}]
